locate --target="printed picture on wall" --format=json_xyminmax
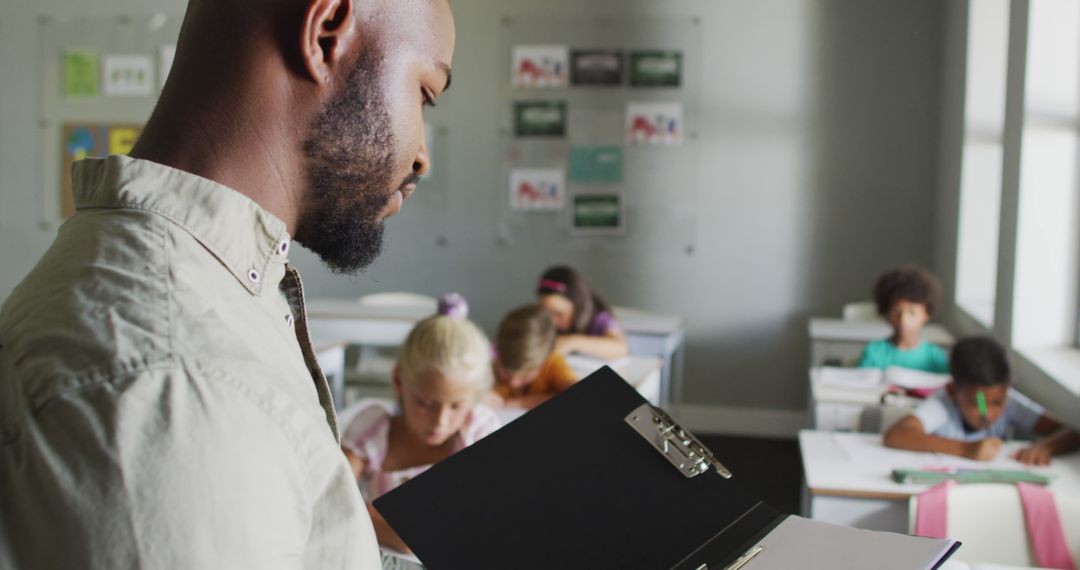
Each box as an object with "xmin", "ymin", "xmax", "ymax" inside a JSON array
[
  {"xmin": 569, "ymin": 145, "xmax": 623, "ymax": 183},
  {"xmin": 512, "ymin": 45, "xmax": 569, "ymax": 88},
  {"xmin": 64, "ymin": 50, "xmax": 100, "ymax": 98},
  {"xmin": 625, "ymin": 102, "xmax": 683, "ymax": 145},
  {"xmin": 510, "ymin": 168, "xmax": 565, "ymax": 211},
  {"xmin": 571, "ymin": 193, "xmax": 624, "ymax": 236},
  {"xmin": 629, "ymin": 50, "xmax": 682, "ymax": 87},
  {"xmin": 102, "ymin": 54, "xmax": 155, "ymax": 96},
  {"xmin": 61, "ymin": 123, "xmax": 144, "ymax": 217},
  {"xmin": 513, "ymin": 101, "xmax": 567, "ymax": 137},
  {"xmin": 570, "ymin": 50, "xmax": 623, "ymax": 86}
]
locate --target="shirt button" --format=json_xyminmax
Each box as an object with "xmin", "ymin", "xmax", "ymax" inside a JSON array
[
  {"xmin": 278, "ymin": 239, "xmax": 290, "ymax": 255},
  {"xmin": 285, "ymin": 313, "xmax": 294, "ymax": 328},
  {"xmin": 248, "ymin": 269, "xmax": 261, "ymax": 283}
]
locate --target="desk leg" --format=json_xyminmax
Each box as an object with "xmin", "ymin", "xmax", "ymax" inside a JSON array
[
  {"xmin": 670, "ymin": 333, "xmax": 685, "ymax": 406},
  {"xmin": 800, "ymin": 478, "xmax": 810, "ymax": 517},
  {"xmin": 659, "ymin": 355, "xmax": 673, "ymax": 408},
  {"xmin": 316, "ymin": 345, "xmax": 347, "ymax": 411},
  {"xmin": 808, "ymin": 494, "xmax": 908, "ymax": 533}
]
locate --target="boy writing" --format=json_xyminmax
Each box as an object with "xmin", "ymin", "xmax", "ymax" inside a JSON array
[{"xmin": 885, "ymin": 336, "xmax": 1080, "ymax": 465}]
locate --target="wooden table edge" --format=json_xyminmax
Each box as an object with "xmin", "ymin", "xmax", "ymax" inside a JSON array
[{"xmin": 807, "ymin": 487, "xmax": 915, "ymax": 501}]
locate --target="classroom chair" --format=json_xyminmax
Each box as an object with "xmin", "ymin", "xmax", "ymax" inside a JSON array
[
  {"xmin": 856, "ymin": 402, "xmax": 912, "ymax": 434},
  {"xmin": 842, "ymin": 301, "xmax": 884, "ymax": 322},
  {"xmin": 908, "ymin": 482, "xmax": 1080, "ymax": 568},
  {"xmin": 343, "ymin": 293, "xmax": 437, "ymax": 405}
]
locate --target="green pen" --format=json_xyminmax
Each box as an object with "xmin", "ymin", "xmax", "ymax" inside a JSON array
[{"xmin": 976, "ymin": 390, "xmax": 989, "ymax": 428}]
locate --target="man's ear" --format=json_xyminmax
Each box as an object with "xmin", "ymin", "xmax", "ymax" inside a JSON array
[{"xmin": 300, "ymin": 0, "xmax": 357, "ymax": 85}]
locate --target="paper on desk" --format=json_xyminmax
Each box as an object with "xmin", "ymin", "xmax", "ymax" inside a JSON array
[
  {"xmin": 817, "ymin": 367, "xmax": 884, "ymax": 391},
  {"xmin": 931, "ymin": 448, "xmax": 1031, "ymax": 470},
  {"xmin": 563, "ymin": 354, "xmax": 630, "ymax": 374},
  {"xmin": 883, "ymin": 367, "xmax": 950, "ymax": 391},
  {"xmin": 834, "ymin": 433, "xmax": 1042, "ymax": 473},
  {"xmin": 938, "ymin": 561, "xmax": 1046, "ymax": 570},
  {"xmin": 750, "ymin": 515, "xmax": 957, "ymax": 570},
  {"xmin": 833, "ymin": 433, "xmax": 930, "ymax": 468}
]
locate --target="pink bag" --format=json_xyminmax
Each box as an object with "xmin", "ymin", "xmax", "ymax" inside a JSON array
[{"xmin": 913, "ymin": 481, "xmax": 1076, "ymax": 570}]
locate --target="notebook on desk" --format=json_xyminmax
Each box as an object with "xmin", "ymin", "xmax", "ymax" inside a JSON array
[{"xmin": 374, "ymin": 367, "xmax": 960, "ymax": 569}]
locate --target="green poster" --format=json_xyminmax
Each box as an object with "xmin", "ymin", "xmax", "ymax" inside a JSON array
[
  {"xmin": 513, "ymin": 101, "xmax": 567, "ymax": 137},
  {"xmin": 64, "ymin": 50, "xmax": 100, "ymax": 98},
  {"xmin": 573, "ymin": 194, "xmax": 622, "ymax": 232},
  {"xmin": 629, "ymin": 50, "xmax": 682, "ymax": 88},
  {"xmin": 569, "ymin": 145, "xmax": 623, "ymax": 183}
]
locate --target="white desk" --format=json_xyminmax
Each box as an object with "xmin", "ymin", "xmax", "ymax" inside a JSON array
[
  {"xmin": 799, "ymin": 430, "xmax": 1080, "ymax": 533},
  {"xmin": 307, "ymin": 299, "xmax": 431, "ymax": 347},
  {"xmin": 496, "ymin": 355, "xmax": 663, "ymax": 425},
  {"xmin": 807, "ymin": 367, "xmax": 922, "ymax": 432},
  {"xmin": 308, "ymin": 298, "xmax": 685, "ymax": 407},
  {"xmin": 565, "ymin": 354, "xmax": 663, "ymax": 405},
  {"xmin": 808, "ymin": 318, "xmax": 954, "ymax": 367},
  {"xmin": 807, "ymin": 367, "xmax": 887, "ymax": 432},
  {"xmin": 613, "ymin": 306, "xmax": 686, "ymax": 407}
]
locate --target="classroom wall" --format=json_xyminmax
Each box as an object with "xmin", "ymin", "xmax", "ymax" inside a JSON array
[{"xmin": 0, "ymin": 0, "xmax": 948, "ymax": 430}]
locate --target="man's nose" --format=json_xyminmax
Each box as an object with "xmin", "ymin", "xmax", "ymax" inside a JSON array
[{"xmin": 413, "ymin": 134, "xmax": 431, "ymax": 177}]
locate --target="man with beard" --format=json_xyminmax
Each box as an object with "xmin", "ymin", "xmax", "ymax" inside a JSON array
[{"xmin": 0, "ymin": 0, "xmax": 453, "ymax": 567}]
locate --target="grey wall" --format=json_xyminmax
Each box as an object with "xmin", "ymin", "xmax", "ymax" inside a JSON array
[{"xmin": 0, "ymin": 0, "xmax": 947, "ymax": 415}]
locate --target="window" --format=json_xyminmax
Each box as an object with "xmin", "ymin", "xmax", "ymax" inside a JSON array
[
  {"xmin": 1011, "ymin": 0, "xmax": 1080, "ymax": 348},
  {"xmin": 954, "ymin": 0, "xmax": 1010, "ymax": 326}
]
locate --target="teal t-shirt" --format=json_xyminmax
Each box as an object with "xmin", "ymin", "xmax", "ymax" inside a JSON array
[{"xmin": 858, "ymin": 339, "xmax": 949, "ymax": 373}]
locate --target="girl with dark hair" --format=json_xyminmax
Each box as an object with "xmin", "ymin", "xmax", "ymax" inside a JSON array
[{"xmin": 535, "ymin": 265, "xmax": 629, "ymax": 360}]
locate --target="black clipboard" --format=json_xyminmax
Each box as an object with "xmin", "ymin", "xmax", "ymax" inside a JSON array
[{"xmin": 374, "ymin": 367, "xmax": 959, "ymax": 569}]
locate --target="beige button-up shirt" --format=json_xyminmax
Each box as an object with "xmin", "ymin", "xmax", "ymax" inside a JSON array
[{"xmin": 0, "ymin": 156, "xmax": 380, "ymax": 568}]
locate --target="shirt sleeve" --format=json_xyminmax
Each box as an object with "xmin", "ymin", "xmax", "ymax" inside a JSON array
[
  {"xmin": 340, "ymin": 401, "xmax": 392, "ymax": 474},
  {"xmin": 493, "ymin": 381, "xmax": 513, "ymax": 399},
  {"xmin": 927, "ymin": 343, "xmax": 950, "ymax": 374},
  {"xmin": 587, "ymin": 310, "xmax": 621, "ymax": 336},
  {"xmin": 543, "ymin": 354, "xmax": 579, "ymax": 392},
  {"xmin": 1, "ymin": 366, "xmax": 364, "ymax": 569},
  {"xmin": 912, "ymin": 392, "xmax": 953, "ymax": 435},
  {"xmin": 1005, "ymin": 389, "xmax": 1045, "ymax": 436},
  {"xmin": 462, "ymin": 404, "xmax": 502, "ymax": 445},
  {"xmin": 858, "ymin": 341, "xmax": 883, "ymax": 368}
]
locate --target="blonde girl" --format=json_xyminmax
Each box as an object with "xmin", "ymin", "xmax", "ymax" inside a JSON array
[{"xmin": 340, "ymin": 294, "xmax": 499, "ymax": 553}]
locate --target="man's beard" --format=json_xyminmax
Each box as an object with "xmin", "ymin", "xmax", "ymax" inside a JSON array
[{"xmin": 296, "ymin": 47, "xmax": 410, "ymax": 275}]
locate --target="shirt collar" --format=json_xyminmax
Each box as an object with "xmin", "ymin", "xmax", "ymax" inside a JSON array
[{"xmin": 71, "ymin": 155, "xmax": 292, "ymax": 296}]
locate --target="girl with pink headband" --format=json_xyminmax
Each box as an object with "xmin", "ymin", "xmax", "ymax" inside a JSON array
[{"xmin": 535, "ymin": 265, "xmax": 629, "ymax": 361}]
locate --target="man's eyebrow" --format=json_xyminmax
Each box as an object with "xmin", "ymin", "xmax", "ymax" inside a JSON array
[{"xmin": 437, "ymin": 61, "xmax": 452, "ymax": 92}]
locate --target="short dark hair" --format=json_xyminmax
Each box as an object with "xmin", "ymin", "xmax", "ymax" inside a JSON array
[
  {"xmin": 872, "ymin": 266, "xmax": 942, "ymax": 317},
  {"xmin": 950, "ymin": 336, "xmax": 1010, "ymax": 387}
]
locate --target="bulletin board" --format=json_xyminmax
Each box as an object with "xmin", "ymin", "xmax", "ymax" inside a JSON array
[
  {"xmin": 36, "ymin": 13, "xmax": 182, "ymax": 225},
  {"xmin": 497, "ymin": 15, "xmax": 703, "ymax": 252}
]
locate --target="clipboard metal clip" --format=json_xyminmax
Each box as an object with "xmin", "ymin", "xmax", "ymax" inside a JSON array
[{"xmin": 625, "ymin": 403, "xmax": 733, "ymax": 479}]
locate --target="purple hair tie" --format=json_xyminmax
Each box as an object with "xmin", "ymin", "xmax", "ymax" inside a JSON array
[
  {"xmin": 539, "ymin": 279, "xmax": 567, "ymax": 293},
  {"xmin": 437, "ymin": 293, "xmax": 469, "ymax": 319}
]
